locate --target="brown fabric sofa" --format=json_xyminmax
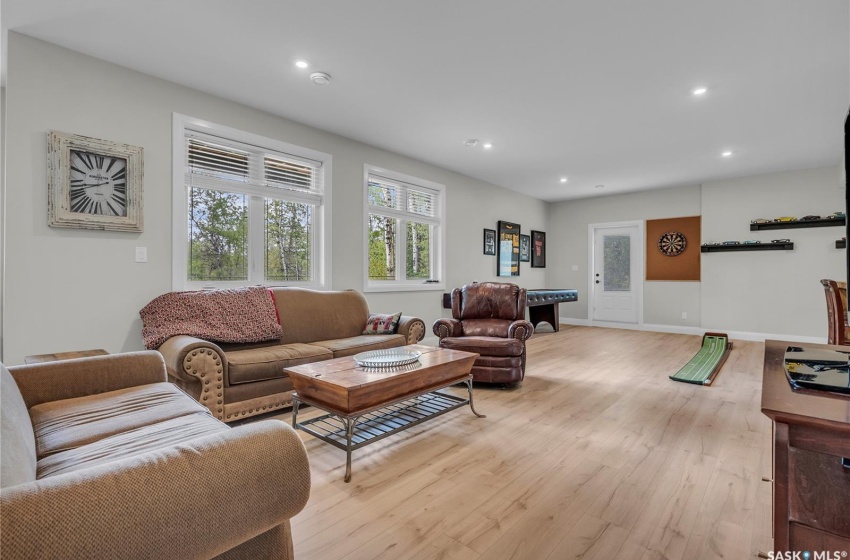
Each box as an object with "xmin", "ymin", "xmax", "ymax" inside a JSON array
[
  {"xmin": 158, "ymin": 287, "xmax": 427, "ymax": 422},
  {"xmin": 0, "ymin": 351, "xmax": 310, "ymax": 560},
  {"xmin": 433, "ymin": 283, "xmax": 534, "ymax": 385}
]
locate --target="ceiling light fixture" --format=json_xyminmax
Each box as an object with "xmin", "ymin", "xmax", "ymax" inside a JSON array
[
  {"xmin": 692, "ymin": 87, "xmax": 708, "ymax": 96},
  {"xmin": 463, "ymin": 139, "xmax": 479, "ymax": 147},
  {"xmin": 560, "ymin": 177, "xmax": 568, "ymax": 183},
  {"xmin": 721, "ymin": 150, "xmax": 733, "ymax": 157},
  {"xmin": 483, "ymin": 143, "xmax": 493, "ymax": 149},
  {"xmin": 295, "ymin": 60, "xmax": 309, "ymax": 69},
  {"xmin": 310, "ymin": 72, "xmax": 331, "ymax": 86}
]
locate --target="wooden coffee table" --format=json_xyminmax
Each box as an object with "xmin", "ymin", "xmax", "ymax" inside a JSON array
[{"xmin": 285, "ymin": 344, "xmax": 484, "ymax": 482}]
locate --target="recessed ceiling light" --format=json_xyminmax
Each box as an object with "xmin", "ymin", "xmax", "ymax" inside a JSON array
[
  {"xmin": 483, "ymin": 143, "xmax": 493, "ymax": 149},
  {"xmin": 721, "ymin": 150, "xmax": 733, "ymax": 157},
  {"xmin": 595, "ymin": 184, "xmax": 604, "ymax": 189},
  {"xmin": 310, "ymin": 72, "xmax": 331, "ymax": 86},
  {"xmin": 463, "ymin": 139, "xmax": 479, "ymax": 147},
  {"xmin": 560, "ymin": 177, "xmax": 568, "ymax": 183},
  {"xmin": 692, "ymin": 87, "xmax": 708, "ymax": 96},
  {"xmin": 295, "ymin": 60, "xmax": 309, "ymax": 69}
]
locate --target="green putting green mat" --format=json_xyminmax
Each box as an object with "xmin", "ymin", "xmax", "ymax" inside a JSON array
[{"xmin": 669, "ymin": 333, "xmax": 732, "ymax": 386}]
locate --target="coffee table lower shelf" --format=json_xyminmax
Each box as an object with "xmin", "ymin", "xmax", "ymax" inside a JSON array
[{"xmin": 292, "ymin": 375, "xmax": 484, "ymax": 482}]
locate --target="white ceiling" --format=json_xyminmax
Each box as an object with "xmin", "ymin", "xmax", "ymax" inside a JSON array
[{"xmin": 2, "ymin": 0, "xmax": 848, "ymax": 201}]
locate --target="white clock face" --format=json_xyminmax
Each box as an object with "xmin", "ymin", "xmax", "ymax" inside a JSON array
[{"xmin": 69, "ymin": 150, "xmax": 128, "ymax": 216}]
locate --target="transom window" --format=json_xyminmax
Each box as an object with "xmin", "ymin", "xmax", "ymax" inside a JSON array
[
  {"xmin": 364, "ymin": 165, "xmax": 445, "ymax": 292},
  {"xmin": 173, "ymin": 115, "xmax": 331, "ymax": 289}
]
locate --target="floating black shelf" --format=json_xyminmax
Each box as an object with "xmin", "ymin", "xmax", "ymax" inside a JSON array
[
  {"xmin": 837, "ymin": 239, "xmax": 846, "ymax": 249},
  {"xmin": 701, "ymin": 242, "xmax": 794, "ymax": 253},
  {"xmin": 750, "ymin": 217, "xmax": 845, "ymax": 231}
]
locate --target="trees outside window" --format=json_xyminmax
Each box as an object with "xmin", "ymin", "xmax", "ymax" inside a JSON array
[
  {"xmin": 364, "ymin": 167, "xmax": 444, "ymax": 292},
  {"xmin": 174, "ymin": 117, "xmax": 329, "ymax": 290}
]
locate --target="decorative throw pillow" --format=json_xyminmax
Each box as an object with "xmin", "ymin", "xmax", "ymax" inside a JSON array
[{"xmin": 362, "ymin": 312, "xmax": 402, "ymax": 335}]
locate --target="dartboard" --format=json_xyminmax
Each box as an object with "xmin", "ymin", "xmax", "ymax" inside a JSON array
[{"xmin": 658, "ymin": 231, "xmax": 687, "ymax": 256}]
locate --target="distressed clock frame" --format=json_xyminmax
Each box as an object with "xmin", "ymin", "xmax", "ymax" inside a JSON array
[{"xmin": 48, "ymin": 131, "xmax": 144, "ymax": 232}]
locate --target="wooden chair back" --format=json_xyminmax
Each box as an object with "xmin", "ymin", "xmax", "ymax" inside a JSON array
[{"xmin": 820, "ymin": 279, "xmax": 847, "ymax": 345}]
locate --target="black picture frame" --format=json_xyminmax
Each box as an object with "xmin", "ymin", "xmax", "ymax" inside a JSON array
[
  {"xmin": 531, "ymin": 230, "xmax": 546, "ymax": 268},
  {"xmin": 519, "ymin": 234, "xmax": 531, "ymax": 262},
  {"xmin": 483, "ymin": 228, "xmax": 496, "ymax": 255},
  {"xmin": 497, "ymin": 221, "xmax": 521, "ymax": 276}
]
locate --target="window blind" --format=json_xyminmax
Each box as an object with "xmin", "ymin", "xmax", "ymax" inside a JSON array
[
  {"xmin": 186, "ymin": 131, "xmax": 321, "ymax": 199},
  {"xmin": 368, "ymin": 175, "xmax": 439, "ymax": 220}
]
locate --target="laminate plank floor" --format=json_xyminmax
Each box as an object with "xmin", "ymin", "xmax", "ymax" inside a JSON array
[{"xmin": 272, "ymin": 326, "xmax": 773, "ymax": 559}]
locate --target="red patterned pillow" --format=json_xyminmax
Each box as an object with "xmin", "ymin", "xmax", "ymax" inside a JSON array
[{"xmin": 363, "ymin": 312, "xmax": 402, "ymax": 335}]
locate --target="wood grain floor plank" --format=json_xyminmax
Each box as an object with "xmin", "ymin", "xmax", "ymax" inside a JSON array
[{"xmin": 264, "ymin": 327, "xmax": 774, "ymax": 560}]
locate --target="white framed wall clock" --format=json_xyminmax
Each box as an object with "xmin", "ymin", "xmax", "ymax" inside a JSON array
[{"xmin": 48, "ymin": 131, "xmax": 144, "ymax": 232}]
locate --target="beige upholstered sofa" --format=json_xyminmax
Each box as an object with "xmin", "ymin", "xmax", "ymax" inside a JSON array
[
  {"xmin": 0, "ymin": 351, "xmax": 310, "ymax": 560},
  {"xmin": 158, "ymin": 287, "xmax": 427, "ymax": 422}
]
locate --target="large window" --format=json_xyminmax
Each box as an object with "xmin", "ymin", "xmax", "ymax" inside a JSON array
[
  {"xmin": 364, "ymin": 165, "xmax": 445, "ymax": 292},
  {"xmin": 173, "ymin": 115, "xmax": 330, "ymax": 289}
]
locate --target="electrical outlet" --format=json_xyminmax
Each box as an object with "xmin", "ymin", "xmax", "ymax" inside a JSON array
[
  {"xmin": 681, "ymin": 311, "xmax": 687, "ymax": 320},
  {"xmin": 135, "ymin": 247, "xmax": 148, "ymax": 263}
]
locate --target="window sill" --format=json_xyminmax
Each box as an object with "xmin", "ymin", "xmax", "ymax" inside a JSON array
[{"xmin": 363, "ymin": 282, "xmax": 445, "ymax": 293}]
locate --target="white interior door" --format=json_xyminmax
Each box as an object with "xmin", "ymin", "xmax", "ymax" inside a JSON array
[{"xmin": 591, "ymin": 224, "xmax": 640, "ymax": 324}]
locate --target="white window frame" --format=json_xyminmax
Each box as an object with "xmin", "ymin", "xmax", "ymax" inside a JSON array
[
  {"xmin": 363, "ymin": 164, "xmax": 446, "ymax": 292},
  {"xmin": 172, "ymin": 114, "xmax": 332, "ymax": 290}
]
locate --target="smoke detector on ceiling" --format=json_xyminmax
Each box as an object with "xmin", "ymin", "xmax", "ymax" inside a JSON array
[
  {"xmin": 463, "ymin": 139, "xmax": 479, "ymax": 147},
  {"xmin": 310, "ymin": 72, "xmax": 331, "ymax": 86}
]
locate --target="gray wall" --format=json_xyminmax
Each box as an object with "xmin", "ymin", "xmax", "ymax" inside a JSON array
[
  {"xmin": 549, "ymin": 165, "xmax": 845, "ymax": 339},
  {"xmin": 701, "ymin": 166, "xmax": 844, "ymax": 337},
  {"xmin": 548, "ymin": 185, "xmax": 703, "ymax": 327},
  {"xmin": 3, "ymin": 33, "xmax": 547, "ymax": 365}
]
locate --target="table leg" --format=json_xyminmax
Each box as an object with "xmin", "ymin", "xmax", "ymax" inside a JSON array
[
  {"xmin": 343, "ymin": 416, "xmax": 360, "ymax": 483},
  {"xmin": 464, "ymin": 379, "xmax": 486, "ymax": 418},
  {"xmin": 291, "ymin": 397, "xmax": 300, "ymax": 429}
]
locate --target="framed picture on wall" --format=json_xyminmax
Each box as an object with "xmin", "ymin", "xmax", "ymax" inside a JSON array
[
  {"xmin": 483, "ymin": 228, "xmax": 496, "ymax": 255},
  {"xmin": 519, "ymin": 234, "xmax": 531, "ymax": 262},
  {"xmin": 497, "ymin": 220, "xmax": 520, "ymax": 276},
  {"xmin": 531, "ymin": 230, "xmax": 546, "ymax": 268},
  {"xmin": 48, "ymin": 131, "xmax": 144, "ymax": 232}
]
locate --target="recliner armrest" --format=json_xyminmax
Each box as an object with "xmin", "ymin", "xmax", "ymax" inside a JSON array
[
  {"xmin": 9, "ymin": 351, "xmax": 167, "ymax": 409},
  {"xmin": 433, "ymin": 318, "xmax": 463, "ymax": 339},
  {"xmin": 508, "ymin": 320, "xmax": 534, "ymax": 341},
  {"xmin": 0, "ymin": 420, "xmax": 310, "ymax": 560}
]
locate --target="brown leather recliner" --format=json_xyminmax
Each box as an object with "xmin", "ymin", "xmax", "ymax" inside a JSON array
[{"xmin": 433, "ymin": 283, "xmax": 534, "ymax": 385}]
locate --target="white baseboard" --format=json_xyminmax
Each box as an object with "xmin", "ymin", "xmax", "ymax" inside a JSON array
[
  {"xmin": 558, "ymin": 316, "xmax": 827, "ymax": 344},
  {"xmin": 642, "ymin": 323, "xmax": 704, "ymax": 336},
  {"xmin": 558, "ymin": 317, "xmax": 590, "ymax": 327}
]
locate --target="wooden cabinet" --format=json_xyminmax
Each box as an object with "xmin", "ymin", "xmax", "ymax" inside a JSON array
[{"xmin": 762, "ymin": 340, "xmax": 850, "ymax": 552}]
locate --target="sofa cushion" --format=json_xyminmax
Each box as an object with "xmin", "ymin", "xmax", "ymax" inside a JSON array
[
  {"xmin": 310, "ymin": 334, "xmax": 405, "ymax": 358},
  {"xmin": 439, "ymin": 336, "xmax": 523, "ymax": 357},
  {"xmin": 227, "ymin": 343, "xmax": 333, "ymax": 385},
  {"xmin": 271, "ymin": 288, "xmax": 370, "ymax": 344},
  {"xmin": 30, "ymin": 383, "xmax": 209, "ymax": 459},
  {"xmin": 1, "ymin": 365, "xmax": 37, "ymax": 487},
  {"xmin": 36, "ymin": 412, "xmax": 228, "ymax": 478}
]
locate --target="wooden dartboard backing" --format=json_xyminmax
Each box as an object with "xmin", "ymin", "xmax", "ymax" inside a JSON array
[{"xmin": 658, "ymin": 231, "xmax": 687, "ymax": 256}]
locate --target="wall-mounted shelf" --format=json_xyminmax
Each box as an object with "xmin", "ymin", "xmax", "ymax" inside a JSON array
[
  {"xmin": 750, "ymin": 217, "xmax": 845, "ymax": 231},
  {"xmin": 701, "ymin": 242, "xmax": 794, "ymax": 253},
  {"xmin": 837, "ymin": 239, "xmax": 846, "ymax": 249}
]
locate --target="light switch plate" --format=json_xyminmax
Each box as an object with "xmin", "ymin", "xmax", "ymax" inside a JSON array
[{"xmin": 135, "ymin": 247, "xmax": 147, "ymax": 263}]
